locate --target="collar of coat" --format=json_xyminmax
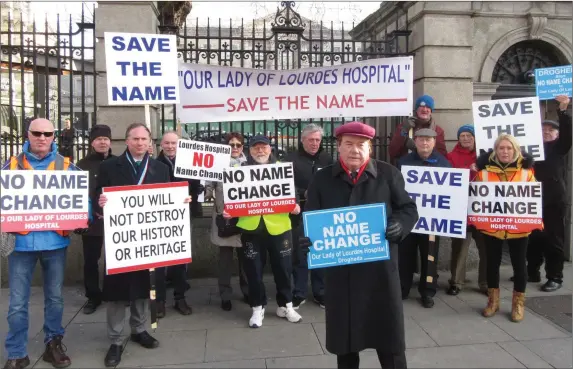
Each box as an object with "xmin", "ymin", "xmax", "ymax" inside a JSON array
[{"xmin": 332, "ymin": 159, "xmax": 377, "ymax": 182}]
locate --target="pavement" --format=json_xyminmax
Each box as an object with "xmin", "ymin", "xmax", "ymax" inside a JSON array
[{"xmin": 1, "ymin": 264, "xmax": 571, "ymax": 368}]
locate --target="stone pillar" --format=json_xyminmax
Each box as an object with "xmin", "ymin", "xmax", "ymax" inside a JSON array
[
  {"xmin": 473, "ymin": 82, "xmax": 501, "ymax": 102},
  {"xmin": 95, "ymin": 1, "xmax": 161, "ymax": 153}
]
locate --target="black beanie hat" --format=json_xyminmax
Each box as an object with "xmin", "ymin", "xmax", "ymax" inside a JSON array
[{"xmin": 89, "ymin": 124, "xmax": 112, "ymax": 143}]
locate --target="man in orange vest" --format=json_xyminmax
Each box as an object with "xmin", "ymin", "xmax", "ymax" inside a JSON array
[{"xmin": 2, "ymin": 118, "xmax": 88, "ymax": 369}]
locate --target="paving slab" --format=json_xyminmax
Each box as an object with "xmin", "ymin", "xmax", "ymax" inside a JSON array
[
  {"xmin": 143, "ymin": 358, "xmax": 267, "ymax": 368},
  {"xmin": 525, "ymin": 294, "xmax": 572, "ymax": 333},
  {"xmin": 266, "ymin": 354, "xmax": 337, "ymax": 368},
  {"xmin": 497, "ymin": 341, "xmax": 553, "ymax": 369},
  {"xmin": 489, "ymin": 308, "xmax": 570, "ymax": 341},
  {"xmin": 204, "ymin": 324, "xmax": 323, "ymax": 362},
  {"xmin": 521, "ymin": 337, "xmax": 573, "ymax": 369}
]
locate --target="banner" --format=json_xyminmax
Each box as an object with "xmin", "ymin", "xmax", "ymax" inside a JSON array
[
  {"xmin": 0, "ymin": 170, "xmax": 89, "ymax": 232},
  {"xmin": 401, "ymin": 166, "xmax": 470, "ymax": 238},
  {"xmin": 103, "ymin": 182, "xmax": 192, "ymax": 275},
  {"xmin": 173, "ymin": 139, "xmax": 231, "ymax": 182},
  {"xmin": 468, "ymin": 182, "xmax": 543, "ymax": 233},
  {"xmin": 535, "ymin": 65, "xmax": 572, "ymax": 100},
  {"xmin": 303, "ymin": 204, "xmax": 389, "ymax": 269},
  {"xmin": 472, "ymin": 97, "xmax": 544, "ymax": 161},
  {"xmin": 222, "ymin": 162, "xmax": 296, "ymax": 217},
  {"xmin": 177, "ymin": 57, "xmax": 414, "ymax": 123},
  {"xmin": 104, "ymin": 32, "xmax": 179, "ymax": 105}
]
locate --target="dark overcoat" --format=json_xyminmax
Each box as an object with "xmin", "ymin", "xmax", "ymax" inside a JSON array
[
  {"xmin": 95, "ymin": 150, "xmax": 171, "ymax": 302},
  {"xmin": 304, "ymin": 159, "xmax": 419, "ymax": 355}
]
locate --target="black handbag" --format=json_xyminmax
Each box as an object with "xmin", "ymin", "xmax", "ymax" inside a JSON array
[{"xmin": 216, "ymin": 214, "xmax": 241, "ymax": 238}]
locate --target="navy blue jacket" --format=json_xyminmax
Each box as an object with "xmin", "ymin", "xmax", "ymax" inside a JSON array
[{"xmin": 396, "ymin": 150, "xmax": 452, "ymax": 170}]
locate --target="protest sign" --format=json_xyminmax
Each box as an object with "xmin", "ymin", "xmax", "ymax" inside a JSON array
[
  {"xmin": 173, "ymin": 139, "xmax": 231, "ymax": 182},
  {"xmin": 177, "ymin": 57, "xmax": 413, "ymax": 123},
  {"xmin": 303, "ymin": 204, "xmax": 389, "ymax": 269},
  {"xmin": 468, "ymin": 182, "xmax": 543, "ymax": 233},
  {"xmin": 535, "ymin": 65, "xmax": 572, "ymax": 100},
  {"xmin": 472, "ymin": 97, "xmax": 544, "ymax": 161},
  {"xmin": 104, "ymin": 32, "xmax": 179, "ymax": 105},
  {"xmin": 0, "ymin": 170, "xmax": 89, "ymax": 233},
  {"xmin": 401, "ymin": 166, "xmax": 470, "ymax": 238},
  {"xmin": 222, "ymin": 162, "xmax": 296, "ymax": 217},
  {"xmin": 103, "ymin": 182, "xmax": 192, "ymax": 275}
]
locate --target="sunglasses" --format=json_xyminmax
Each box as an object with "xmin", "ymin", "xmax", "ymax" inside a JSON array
[
  {"xmin": 229, "ymin": 143, "xmax": 243, "ymax": 148},
  {"xmin": 29, "ymin": 131, "xmax": 55, "ymax": 137}
]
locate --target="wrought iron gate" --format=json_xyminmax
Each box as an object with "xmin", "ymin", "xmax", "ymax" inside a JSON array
[
  {"xmin": 0, "ymin": 2, "xmax": 95, "ymax": 163},
  {"xmin": 161, "ymin": 1, "xmax": 411, "ymax": 161}
]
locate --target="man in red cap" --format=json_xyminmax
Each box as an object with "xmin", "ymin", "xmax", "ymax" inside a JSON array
[{"xmin": 300, "ymin": 121, "xmax": 419, "ymax": 369}]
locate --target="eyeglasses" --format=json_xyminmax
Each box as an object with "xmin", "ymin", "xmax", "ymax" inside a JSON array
[
  {"xmin": 229, "ymin": 143, "xmax": 243, "ymax": 148},
  {"xmin": 29, "ymin": 131, "xmax": 55, "ymax": 137}
]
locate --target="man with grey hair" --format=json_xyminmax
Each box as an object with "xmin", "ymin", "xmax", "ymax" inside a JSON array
[{"xmin": 286, "ymin": 123, "xmax": 333, "ymax": 309}]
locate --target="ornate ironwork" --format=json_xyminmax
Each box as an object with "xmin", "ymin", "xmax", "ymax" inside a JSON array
[{"xmin": 271, "ymin": 1, "xmax": 305, "ymax": 34}]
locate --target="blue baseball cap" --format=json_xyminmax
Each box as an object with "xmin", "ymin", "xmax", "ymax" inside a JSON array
[{"xmin": 249, "ymin": 135, "xmax": 270, "ymax": 146}]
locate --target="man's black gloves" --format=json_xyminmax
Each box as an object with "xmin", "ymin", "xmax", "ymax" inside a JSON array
[
  {"xmin": 73, "ymin": 228, "xmax": 89, "ymax": 235},
  {"xmin": 405, "ymin": 138, "xmax": 416, "ymax": 151},
  {"xmin": 299, "ymin": 236, "xmax": 313, "ymax": 255},
  {"xmin": 385, "ymin": 221, "xmax": 403, "ymax": 243},
  {"xmin": 196, "ymin": 184, "xmax": 205, "ymax": 195}
]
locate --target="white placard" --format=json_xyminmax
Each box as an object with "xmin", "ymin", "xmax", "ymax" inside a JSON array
[
  {"xmin": 103, "ymin": 182, "xmax": 191, "ymax": 275},
  {"xmin": 472, "ymin": 97, "xmax": 544, "ymax": 161},
  {"xmin": 177, "ymin": 57, "xmax": 414, "ymax": 123},
  {"xmin": 173, "ymin": 139, "xmax": 231, "ymax": 182},
  {"xmin": 104, "ymin": 32, "xmax": 179, "ymax": 105},
  {"xmin": 401, "ymin": 166, "xmax": 470, "ymax": 238}
]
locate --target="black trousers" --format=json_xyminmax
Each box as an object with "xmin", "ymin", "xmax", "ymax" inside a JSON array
[
  {"xmin": 82, "ymin": 235, "xmax": 103, "ymax": 302},
  {"xmin": 399, "ymin": 233, "xmax": 440, "ymax": 298},
  {"xmin": 156, "ymin": 264, "xmax": 189, "ymax": 302},
  {"xmin": 527, "ymin": 205, "xmax": 566, "ymax": 283},
  {"xmin": 241, "ymin": 230, "xmax": 293, "ymax": 307},
  {"xmin": 337, "ymin": 351, "xmax": 407, "ymax": 369},
  {"xmin": 484, "ymin": 235, "xmax": 528, "ymax": 292}
]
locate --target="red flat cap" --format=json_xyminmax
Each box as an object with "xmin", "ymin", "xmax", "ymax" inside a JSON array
[{"xmin": 334, "ymin": 121, "xmax": 375, "ymax": 139}]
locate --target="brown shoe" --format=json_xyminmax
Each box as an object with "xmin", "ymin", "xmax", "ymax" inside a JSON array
[
  {"xmin": 3, "ymin": 357, "xmax": 30, "ymax": 369},
  {"xmin": 511, "ymin": 291, "xmax": 525, "ymax": 322},
  {"xmin": 42, "ymin": 336, "xmax": 71, "ymax": 368},
  {"xmin": 482, "ymin": 288, "xmax": 500, "ymax": 317}
]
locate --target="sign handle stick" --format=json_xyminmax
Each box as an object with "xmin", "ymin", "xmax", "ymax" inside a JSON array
[
  {"xmin": 149, "ymin": 268, "xmax": 158, "ymax": 331},
  {"xmin": 426, "ymin": 234, "xmax": 437, "ymax": 284},
  {"xmin": 408, "ymin": 128, "xmax": 414, "ymax": 153},
  {"xmin": 144, "ymin": 104, "xmax": 151, "ymax": 130}
]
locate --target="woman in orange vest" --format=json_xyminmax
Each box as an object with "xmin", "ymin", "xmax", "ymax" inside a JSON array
[{"xmin": 473, "ymin": 134, "xmax": 536, "ymax": 323}]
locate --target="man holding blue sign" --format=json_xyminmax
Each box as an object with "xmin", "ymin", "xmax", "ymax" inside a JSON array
[{"xmin": 301, "ymin": 121, "xmax": 418, "ymax": 369}]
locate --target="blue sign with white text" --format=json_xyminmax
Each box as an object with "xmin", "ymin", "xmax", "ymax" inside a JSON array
[
  {"xmin": 303, "ymin": 204, "xmax": 389, "ymax": 269},
  {"xmin": 535, "ymin": 65, "xmax": 572, "ymax": 100}
]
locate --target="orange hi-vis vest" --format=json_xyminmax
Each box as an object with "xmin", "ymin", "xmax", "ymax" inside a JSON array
[{"xmin": 9, "ymin": 153, "xmax": 71, "ymax": 237}]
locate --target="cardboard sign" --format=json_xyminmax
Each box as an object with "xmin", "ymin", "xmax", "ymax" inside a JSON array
[
  {"xmin": 173, "ymin": 139, "xmax": 231, "ymax": 182},
  {"xmin": 401, "ymin": 166, "xmax": 470, "ymax": 238},
  {"xmin": 104, "ymin": 32, "xmax": 179, "ymax": 105},
  {"xmin": 472, "ymin": 97, "xmax": 544, "ymax": 161},
  {"xmin": 0, "ymin": 170, "xmax": 89, "ymax": 232},
  {"xmin": 303, "ymin": 204, "xmax": 389, "ymax": 269},
  {"xmin": 222, "ymin": 162, "xmax": 296, "ymax": 217},
  {"xmin": 468, "ymin": 182, "xmax": 543, "ymax": 233},
  {"xmin": 176, "ymin": 57, "xmax": 414, "ymax": 123},
  {"xmin": 103, "ymin": 182, "xmax": 192, "ymax": 275},
  {"xmin": 535, "ymin": 65, "xmax": 572, "ymax": 100}
]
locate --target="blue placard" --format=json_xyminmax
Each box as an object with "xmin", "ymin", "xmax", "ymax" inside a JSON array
[
  {"xmin": 535, "ymin": 65, "xmax": 572, "ymax": 100},
  {"xmin": 303, "ymin": 204, "xmax": 389, "ymax": 269}
]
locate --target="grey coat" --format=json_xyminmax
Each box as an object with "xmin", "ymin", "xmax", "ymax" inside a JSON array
[{"xmin": 205, "ymin": 154, "xmax": 246, "ymax": 247}]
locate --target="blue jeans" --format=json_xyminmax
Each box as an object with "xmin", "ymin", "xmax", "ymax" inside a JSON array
[{"xmin": 5, "ymin": 248, "xmax": 67, "ymax": 359}]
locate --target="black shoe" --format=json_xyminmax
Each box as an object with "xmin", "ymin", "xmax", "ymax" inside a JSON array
[
  {"xmin": 221, "ymin": 300, "xmax": 232, "ymax": 311},
  {"xmin": 314, "ymin": 296, "xmax": 325, "ymax": 309},
  {"xmin": 156, "ymin": 302, "xmax": 166, "ymax": 319},
  {"xmin": 3, "ymin": 356, "xmax": 30, "ymax": 369},
  {"xmin": 421, "ymin": 296, "xmax": 434, "ymax": 308},
  {"xmin": 82, "ymin": 299, "xmax": 101, "ymax": 315},
  {"xmin": 447, "ymin": 286, "xmax": 461, "ymax": 296},
  {"xmin": 541, "ymin": 280, "xmax": 562, "ymax": 292},
  {"xmin": 130, "ymin": 331, "xmax": 159, "ymax": 349},
  {"xmin": 292, "ymin": 296, "xmax": 306, "ymax": 310},
  {"xmin": 174, "ymin": 299, "xmax": 192, "ymax": 315},
  {"xmin": 104, "ymin": 345, "xmax": 122, "ymax": 367}
]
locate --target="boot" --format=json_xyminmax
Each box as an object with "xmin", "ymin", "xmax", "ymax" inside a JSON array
[
  {"xmin": 482, "ymin": 288, "xmax": 500, "ymax": 317},
  {"xmin": 511, "ymin": 291, "xmax": 525, "ymax": 322},
  {"xmin": 42, "ymin": 336, "xmax": 71, "ymax": 368}
]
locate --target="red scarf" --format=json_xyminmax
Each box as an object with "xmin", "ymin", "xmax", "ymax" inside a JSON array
[{"xmin": 339, "ymin": 158, "xmax": 370, "ymax": 184}]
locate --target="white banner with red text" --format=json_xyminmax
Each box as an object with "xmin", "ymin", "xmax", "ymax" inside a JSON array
[
  {"xmin": 0, "ymin": 170, "xmax": 89, "ymax": 233},
  {"xmin": 222, "ymin": 162, "xmax": 296, "ymax": 217},
  {"xmin": 467, "ymin": 182, "xmax": 543, "ymax": 233},
  {"xmin": 103, "ymin": 182, "xmax": 192, "ymax": 275},
  {"xmin": 173, "ymin": 139, "xmax": 231, "ymax": 182},
  {"xmin": 176, "ymin": 57, "xmax": 414, "ymax": 123}
]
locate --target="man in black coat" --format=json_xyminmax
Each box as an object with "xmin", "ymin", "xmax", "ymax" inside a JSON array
[
  {"xmin": 96, "ymin": 123, "xmax": 171, "ymax": 367},
  {"xmin": 59, "ymin": 118, "xmax": 75, "ymax": 160},
  {"xmin": 527, "ymin": 95, "xmax": 572, "ymax": 292},
  {"xmin": 76, "ymin": 124, "xmax": 115, "ymax": 315},
  {"xmin": 286, "ymin": 124, "xmax": 333, "ymax": 309},
  {"xmin": 301, "ymin": 121, "xmax": 418, "ymax": 369},
  {"xmin": 396, "ymin": 128, "xmax": 451, "ymax": 309}
]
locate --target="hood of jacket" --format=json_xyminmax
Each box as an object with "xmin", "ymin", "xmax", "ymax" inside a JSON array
[
  {"xmin": 476, "ymin": 149, "xmax": 534, "ymax": 173},
  {"xmin": 21, "ymin": 141, "xmax": 59, "ymax": 167}
]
